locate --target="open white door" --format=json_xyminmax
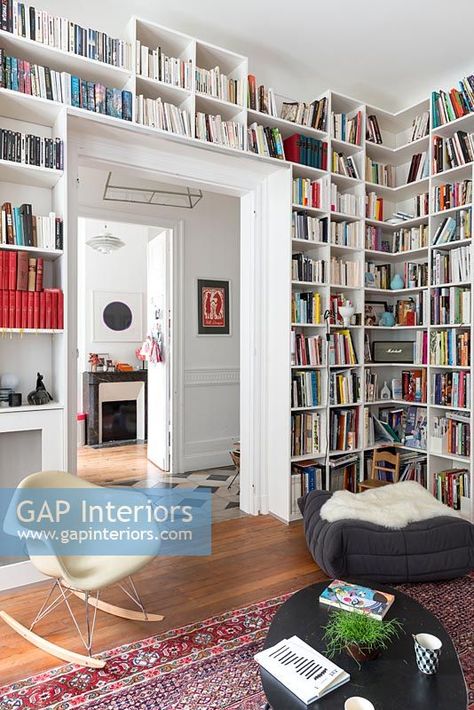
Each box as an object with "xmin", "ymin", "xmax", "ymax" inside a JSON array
[{"xmin": 147, "ymin": 229, "xmax": 172, "ymax": 471}]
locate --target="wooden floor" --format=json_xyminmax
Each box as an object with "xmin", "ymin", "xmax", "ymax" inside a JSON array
[
  {"xmin": 0, "ymin": 515, "xmax": 325, "ymax": 686},
  {"xmin": 77, "ymin": 443, "xmax": 164, "ymax": 485}
]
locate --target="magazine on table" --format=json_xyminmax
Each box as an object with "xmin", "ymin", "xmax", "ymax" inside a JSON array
[{"xmin": 319, "ymin": 580, "xmax": 395, "ymax": 620}]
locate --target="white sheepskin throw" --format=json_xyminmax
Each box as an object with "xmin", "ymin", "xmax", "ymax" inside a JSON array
[{"xmin": 320, "ymin": 481, "xmax": 460, "ymax": 529}]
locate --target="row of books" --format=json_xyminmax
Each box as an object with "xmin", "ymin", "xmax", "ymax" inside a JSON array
[
  {"xmin": 0, "ymin": 128, "xmax": 63, "ymax": 169},
  {"xmin": 136, "ymin": 42, "xmax": 192, "ymax": 90},
  {"xmin": 431, "ymin": 76, "xmax": 474, "ymax": 127},
  {"xmin": 393, "ymin": 294, "xmax": 428, "ymax": 327},
  {"xmin": 398, "ymin": 452, "xmax": 427, "ymax": 485},
  {"xmin": 365, "ymin": 261, "xmax": 391, "ymax": 290},
  {"xmin": 135, "ymin": 96, "xmax": 192, "ymax": 137},
  {"xmin": 195, "ymin": 66, "xmax": 244, "ymax": 106},
  {"xmin": 406, "ymin": 152, "xmax": 428, "ymax": 183},
  {"xmin": 330, "ymin": 408, "xmax": 358, "ymax": 452},
  {"xmin": 330, "ymin": 220, "xmax": 362, "ymax": 248},
  {"xmin": 413, "ymin": 192, "xmax": 430, "ymax": 217},
  {"xmin": 432, "ymin": 210, "xmax": 471, "ymax": 245},
  {"xmin": 329, "ymin": 370, "xmax": 361, "ymax": 405},
  {"xmin": 290, "ymin": 332, "xmax": 324, "ymax": 367},
  {"xmin": 291, "ymin": 370, "xmax": 322, "ymax": 408},
  {"xmin": 330, "ymin": 256, "xmax": 360, "ymax": 287},
  {"xmin": 292, "ymin": 213, "xmax": 328, "ymax": 242},
  {"xmin": 1, "ymin": 2, "xmax": 131, "ymax": 68},
  {"xmin": 429, "ymin": 328, "xmax": 470, "ymax": 367},
  {"xmin": 432, "ymin": 180, "xmax": 472, "ymax": 213},
  {"xmin": 0, "ymin": 287, "xmax": 63, "ymax": 328},
  {"xmin": 432, "ymin": 244, "xmax": 471, "ymax": 285},
  {"xmin": 0, "ymin": 51, "xmax": 133, "ymax": 120},
  {"xmin": 410, "ymin": 111, "xmax": 430, "ymax": 142},
  {"xmin": 291, "ymin": 412, "xmax": 321, "ymax": 457},
  {"xmin": 329, "ymin": 292, "xmax": 361, "ymax": 326},
  {"xmin": 365, "ymin": 224, "xmax": 428, "ymax": 252},
  {"xmin": 432, "ymin": 370, "xmax": 470, "ymax": 409},
  {"xmin": 284, "ymin": 135, "xmax": 328, "ymax": 170},
  {"xmin": 366, "ymin": 192, "xmax": 384, "ymax": 221},
  {"xmin": 291, "ymin": 462, "xmax": 326, "ymax": 499},
  {"xmin": 364, "ymin": 368, "xmax": 379, "ymax": 402},
  {"xmin": 1, "ymin": 203, "xmax": 62, "ymax": 249},
  {"xmin": 433, "ymin": 469, "xmax": 470, "ymax": 510},
  {"xmin": 328, "ymin": 329, "xmax": 357, "ymax": 366},
  {"xmin": 400, "ymin": 368, "xmax": 427, "ymax": 403},
  {"xmin": 432, "ymin": 131, "xmax": 474, "ymax": 173},
  {"xmin": 292, "ymin": 177, "xmax": 325, "ymax": 209},
  {"xmin": 247, "ymin": 77, "xmax": 277, "ymax": 116},
  {"xmin": 292, "ymin": 253, "xmax": 326, "ymax": 283},
  {"xmin": 247, "ymin": 124, "xmax": 284, "ymax": 159},
  {"xmin": 431, "ymin": 412, "xmax": 470, "ymax": 457},
  {"xmin": 365, "ymin": 158, "xmax": 395, "ymax": 187},
  {"xmin": 366, "ymin": 114, "xmax": 383, "ymax": 144},
  {"xmin": 328, "ymin": 454, "xmax": 359, "ymax": 492},
  {"xmin": 331, "ymin": 151, "xmax": 359, "ymax": 179},
  {"xmin": 331, "ymin": 186, "xmax": 364, "ymax": 217},
  {"xmin": 0, "ymin": 250, "xmax": 42, "ymax": 290},
  {"xmin": 331, "ymin": 111, "xmax": 362, "ymax": 145},
  {"xmin": 291, "ymin": 291, "xmax": 323, "ymax": 324},
  {"xmin": 195, "ymin": 113, "xmax": 244, "ymax": 149},
  {"xmin": 367, "ymin": 405, "xmax": 427, "ymax": 450},
  {"xmin": 279, "ymin": 97, "xmax": 327, "ymax": 131},
  {"xmin": 431, "ymin": 286, "xmax": 471, "ymax": 325}
]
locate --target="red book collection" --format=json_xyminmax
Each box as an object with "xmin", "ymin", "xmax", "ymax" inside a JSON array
[{"xmin": 0, "ymin": 250, "xmax": 63, "ymax": 329}]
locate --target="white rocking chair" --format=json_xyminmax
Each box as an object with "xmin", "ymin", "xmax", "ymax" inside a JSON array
[{"xmin": 0, "ymin": 470, "xmax": 163, "ymax": 668}]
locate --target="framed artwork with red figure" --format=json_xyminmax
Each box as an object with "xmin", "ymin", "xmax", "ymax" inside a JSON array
[{"xmin": 197, "ymin": 278, "xmax": 231, "ymax": 335}]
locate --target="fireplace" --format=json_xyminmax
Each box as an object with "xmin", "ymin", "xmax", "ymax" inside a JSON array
[{"xmin": 83, "ymin": 371, "xmax": 147, "ymax": 446}]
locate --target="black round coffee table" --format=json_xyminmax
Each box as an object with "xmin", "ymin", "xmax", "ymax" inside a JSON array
[{"xmin": 260, "ymin": 581, "xmax": 467, "ymax": 709}]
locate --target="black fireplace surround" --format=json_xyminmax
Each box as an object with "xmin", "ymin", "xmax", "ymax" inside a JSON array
[{"xmin": 83, "ymin": 370, "xmax": 147, "ymax": 446}]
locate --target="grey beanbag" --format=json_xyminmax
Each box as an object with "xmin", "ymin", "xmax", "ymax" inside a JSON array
[{"xmin": 299, "ymin": 490, "xmax": 474, "ymax": 583}]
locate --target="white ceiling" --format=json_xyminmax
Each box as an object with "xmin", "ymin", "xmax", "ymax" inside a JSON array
[{"xmin": 47, "ymin": 0, "xmax": 474, "ymax": 112}]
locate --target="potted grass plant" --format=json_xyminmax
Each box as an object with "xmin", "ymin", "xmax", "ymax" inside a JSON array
[{"xmin": 322, "ymin": 610, "xmax": 403, "ymax": 664}]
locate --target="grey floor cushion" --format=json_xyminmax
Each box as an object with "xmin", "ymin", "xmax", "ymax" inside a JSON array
[{"xmin": 299, "ymin": 490, "xmax": 474, "ymax": 583}]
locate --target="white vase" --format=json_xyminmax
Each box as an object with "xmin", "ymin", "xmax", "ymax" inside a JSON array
[{"xmin": 338, "ymin": 305, "xmax": 355, "ymax": 327}]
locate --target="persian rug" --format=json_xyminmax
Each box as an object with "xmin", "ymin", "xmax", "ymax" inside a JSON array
[{"xmin": 0, "ymin": 577, "xmax": 472, "ymax": 710}]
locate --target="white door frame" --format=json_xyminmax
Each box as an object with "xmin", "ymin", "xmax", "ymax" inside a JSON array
[{"xmin": 66, "ymin": 119, "xmax": 292, "ymax": 519}]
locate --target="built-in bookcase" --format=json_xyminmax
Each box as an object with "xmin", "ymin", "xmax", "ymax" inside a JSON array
[{"xmin": 0, "ymin": 7, "xmax": 471, "ymax": 522}]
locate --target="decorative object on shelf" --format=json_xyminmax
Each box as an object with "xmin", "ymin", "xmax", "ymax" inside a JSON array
[
  {"xmin": 88, "ymin": 353, "xmax": 100, "ymax": 372},
  {"xmin": 93, "ymin": 291, "xmax": 143, "ymax": 342},
  {"xmin": 8, "ymin": 392, "xmax": 22, "ymax": 407},
  {"xmin": 0, "ymin": 374, "xmax": 19, "ymax": 391},
  {"xmin": 197, "ymin": 279, "xmax": 231, "ymax": 336},
  {"xmin": 380, "ymin": 381, "xmax": 391, "ymax": 400},
  {"xmin": 390, "ymin": 273, "xmax": 404, "ymax": 290},
  {"xmin": 338, "ymin": 298, "xmax": 355, "ymax": 327},
  {"xmin": 135, "ymin": 346, "xmax": 146, "ymax": 370},
  {"xmin": 86, "ymin": 225, "xmax": 125, "ymax": 255},
  {"xmin": 115, "ymin": 363, "xmax": 134, "ymax": 372},
  {"xmin": 391, "ymin": 378, "xmax": 402, "ymax": 400},
  {"xmin": 373, "ymin": 341, "xmax": 414, "ymax": 364},
  {"xmin": 379, "ymin": 310, "xmax": 395, "ymax": 327},
  {"xmin": 364, "ymin": 301, "xmax": 387, "ymax": 326},
  {"xmin": 322, "ymin": 609, "xmax": 403, "ymax": 666},
  {"xmin": 27, "ymin": 373, "xmax": 53, "ymax": 406}
]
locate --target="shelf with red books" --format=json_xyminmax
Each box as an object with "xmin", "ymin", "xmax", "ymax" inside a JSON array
[{"xmin": 0, "ymin": 244, "xmax": 63, "ymax": 260}]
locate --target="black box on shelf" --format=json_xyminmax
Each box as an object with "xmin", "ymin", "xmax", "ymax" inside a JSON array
[{"xmin": 372, "ymin": 341, "xmax": 413, "ymax": 363}]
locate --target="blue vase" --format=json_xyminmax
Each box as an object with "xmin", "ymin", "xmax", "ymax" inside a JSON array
[
  {"xmin": 390, "ymin": 273, "xmax": 404, "ymax": 290},
  {"xmin": 379, "ymin": 311, "xmax": 395, "ymax": 327}
]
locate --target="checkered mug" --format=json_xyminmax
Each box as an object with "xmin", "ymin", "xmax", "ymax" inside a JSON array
[{"xmin": 413, "ymin": 633, "xmax": 442, "ymax": 674}]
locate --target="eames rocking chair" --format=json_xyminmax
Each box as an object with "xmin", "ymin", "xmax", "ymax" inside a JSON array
[{"xmin": 0, "ymin": 471, "xmax": 163, "ymax": 669}]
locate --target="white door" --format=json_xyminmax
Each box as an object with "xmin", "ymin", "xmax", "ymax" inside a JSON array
[{"xmin": 147, "ymin": 229, "xmax": 172, "ymax": 471}]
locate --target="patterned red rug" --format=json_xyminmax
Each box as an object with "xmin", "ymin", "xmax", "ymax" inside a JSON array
[{"xmin": 0, "ymin": 576, "xmax": 472, "ymax": 710}]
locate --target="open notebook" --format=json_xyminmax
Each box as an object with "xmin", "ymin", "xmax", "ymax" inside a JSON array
[{"xmin": 255, "ymin": 635, "xmax": 350, "ymax": 703}]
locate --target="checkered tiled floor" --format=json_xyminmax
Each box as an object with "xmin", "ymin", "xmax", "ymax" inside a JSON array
[{"xmin": 143, "ymin": 466, "xmax": 243, "ymax": 522}]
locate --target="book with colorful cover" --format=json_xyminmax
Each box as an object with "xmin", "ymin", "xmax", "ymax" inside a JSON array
[{"xmin": 319, "ymin": 580, "xmax": 395, "ymax": 620}]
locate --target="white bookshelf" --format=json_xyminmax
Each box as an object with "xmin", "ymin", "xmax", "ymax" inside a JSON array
[{"xmin": 0, "ymin": 6, "xmax": 470, "ymax": 524}]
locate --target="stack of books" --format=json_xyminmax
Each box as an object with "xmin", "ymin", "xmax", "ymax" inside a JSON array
[
  {"xmin": 432, "ymin": 131, "xmax": 474, "ymax": 173},
  {"xmin": 0, "ymin": 50, "xmax": 133, "ymax": 120},
  {"xmin": 432, "ymin": 244, "xmax": 471, "ymax": 285},
  {"xmin": 431, "ymin": 412, "xmax": 470, "ymax": 457},
  {"xmin": 328, "ymin": 330, "xmax": 358, "ymax": 365},
  {"xmin": 292, "ymin": 177, "xmax": 326, "ymax": 208},
  {"xmin": 406, "ymin": 152, "xmax": 428, "ymax": 182},
  {"xmin": 291, "ymin": 332, "xmax": 324, "ymax": 366},
  {"xmin": 247, "ymin": 124, "xmax": 284, "ymax": 159},
  {"xmin": 292, "ymin": 213, "xmax": 328, "ymax": 242},
  {"xmin": 292, "ymin": 370, "xmax": 322, "ymax": 408},
  {"xmin": 247, "ymin": 76, "xmax": 277, "ymax": 115},
  {"xmin": 279, "ymin": 98, "xmax": 327, "ymax": 131},
  {"xmin": 195, "ymin": 66, "xmax": 244, "ymax": 105},
  {"xmin": 284, "ymin": 135, "xmax": 328, "ymax": 170},
  {"xmin": 410, "ymin": 112, "xmax": 430, "ymax": 141},
  {"xmin": 329, "ymin": 370, "xmax": 360, "ymax": 405},
  {"xmin": 291, "ymin": 461, "xmax": 326, "ymax": 497},
  {"xmin": 331, "ymin": 151, "xmax": 360, "ymax": 178},
  {"xmin": 433, "ymin": 469, "xmax": 470, "ymax": 509},
  {"xmin": 331, "ymin": 110, "xmax": 362, "ymax": 145},
  {"xmin": 292, "ymin": 292, "xmax": 323, "ymax": 324},
  {"xmin": 331, "ymin": 186, "xmax": 364, "ymax": 216},
  {"xmin": 0, "ymin": 128, "xmax": 63, "ymax": 169},
  {"xmin": 195, "ymin": 113, "xmax": 244, "ymax": 149},
  {"xmin": 328, "ymin": 453, "xmax": 359, "ymax": 491},
  {"xmin": 400, "ymin": 368, "xmax": 427, "ymax": 403},
  {"xmin": 365, "ymin": 158, "xmax": 395, "ymax": 186},
  {"xmin": 330, "ymin": 408, "xmax": 358, "ymax": 452},
  {"xmin": 366, "ymin": 192, "xmax": 384, "ymax": 221},
  {"xmin": 432, "ymin": 370, "xmax": 470, "ymax": 409},
  {"xmin": 330, "ymin": 256, "xmax": 360, "ymax": 287},
  {"xmin": 366, "ymin": 114, "xmax": 383, "ymax": 144},
  {"xmin": 432, "ymin": 210, "xmax": 471, "ymax": 245},
  {"xmin": 1, "ymin": 203, "xmax": 63, "ymax": 249},
  {"xmin": 330, "ymin": 220, "xmax": 362, "ymax": 248},
  {"xmin": 292, "ymin": 253, "xmax": 326, "ymax": 283},
  {"xmin": 365, "ymin": 261, "xmax": 391, "ymax": 289},
  {"xmin": 135, "ymin": 97, "xmax": 192, "ymax": 136},
  {"xmin": 291, "ymin": 413, "xmax": 321, "ymax": 457},
  {"xmin": 431, "ymin": 286, "xmax": 471, "ymax": 324},
  {"xmin": 432, "ymin": 76, "xmax": 474, "ymax": 127},
  {"xmin": 430, "ymin": 328, "xmax": 470, "ymax": 366},
  {"xmin": 432, "ymin": 180, "xmax": 472, "ymax": 212}
]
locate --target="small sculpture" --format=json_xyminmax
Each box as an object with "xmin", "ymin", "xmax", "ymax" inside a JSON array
[{"xmin": 27, "ymin": 373, "xmax": 53, "ymax": 406}]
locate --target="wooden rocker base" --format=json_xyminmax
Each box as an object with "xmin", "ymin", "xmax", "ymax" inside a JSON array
[
  {"xmin": 0, "ymin": 610, "xmax": 106, "ymax": 668},
  {"xmin": 69, "ymin": 589, "xmax": 165, "ymax": 622}
]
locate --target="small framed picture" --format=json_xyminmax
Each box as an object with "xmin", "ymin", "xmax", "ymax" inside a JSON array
[
  {"xmin": 197, "ymin": 279, "xmax": 231, "ymax": 335},
  {"xmin": 365, "ymin": 300, "xmax": 387, "ymax": 326}
]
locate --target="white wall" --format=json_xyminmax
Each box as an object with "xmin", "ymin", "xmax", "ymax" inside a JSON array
[
  {"xmin": 78, "ymin": 168, "xmax": 240, "ymax": 470},
  {"xmin": 77, "ymin": 218, "xmax": 150, "ymax": 411}
]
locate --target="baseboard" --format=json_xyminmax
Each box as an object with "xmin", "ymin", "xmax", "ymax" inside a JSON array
[
  {"xmin": 0, "ymin": 561, "xmax": 47, "ymax": 592},
  {"xmin": 183, "ymin": 435, "xmax": 238, "ymax": 471}
]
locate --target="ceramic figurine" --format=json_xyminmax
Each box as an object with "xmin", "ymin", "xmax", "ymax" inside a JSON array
[
  {"xmin": 379, "ymin": 310, "xmax": 395, "ymax": 327},
  {"xmin": 27, "ymin": 373, "xmax": 53, "ymax": 406},
  {"xmin": 380, "ymin": 381, "xmax": 391, "ymax": 400},
  {"xmin": 390, "ymin": 273, "xmax": 404, "ymax": 290}
]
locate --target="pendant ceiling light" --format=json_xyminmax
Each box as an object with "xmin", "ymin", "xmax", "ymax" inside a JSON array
[{"xmin": 86, "ymin": 225, "xmax": 125, "ymax": 255}]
